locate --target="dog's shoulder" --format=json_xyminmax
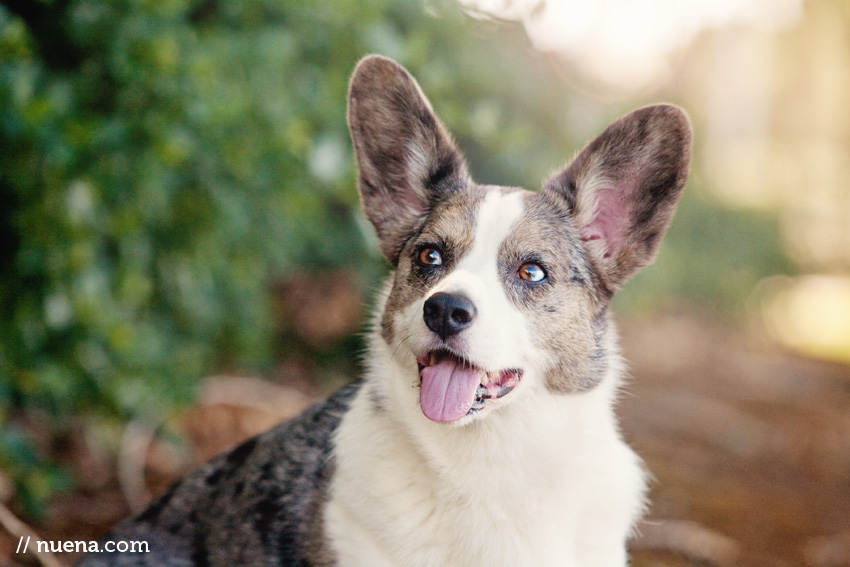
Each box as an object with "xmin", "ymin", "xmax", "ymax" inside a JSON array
[{"xmin": 79, "ymin": 382, "xmax": 361, "ymax": 567}]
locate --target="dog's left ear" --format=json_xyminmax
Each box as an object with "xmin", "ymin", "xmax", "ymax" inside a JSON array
[
  {"xmin": 543, "ymin": 104, "xmax": 692, "ymax": 291},
  {"xmin": 348, "ymin": 55, "xmax": 469, "ymax": 265}
]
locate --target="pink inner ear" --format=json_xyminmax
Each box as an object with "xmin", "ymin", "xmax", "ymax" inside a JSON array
[{"xmin": 579, "ymin": 188, "xmax": 630, "ymax": 259}]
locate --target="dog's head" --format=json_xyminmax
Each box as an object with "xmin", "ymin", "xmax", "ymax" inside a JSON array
[{"xmin": 348, "ymin": 55, "xmax": 692, "ymax": 424}]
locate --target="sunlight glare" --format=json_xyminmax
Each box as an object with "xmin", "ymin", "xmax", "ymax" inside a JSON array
[
  {"xmin": 761, "ymin": 275, "xmax": 850, "ymax": 365},
  {"xmin": 459, "ymin": 0, "xmax": 804, "ymax": 88}
]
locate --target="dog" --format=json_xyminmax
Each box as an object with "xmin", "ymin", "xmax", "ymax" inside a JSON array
[{"xmin": 79, "ymin": 54, "xmax": 692, "ymax": 567}]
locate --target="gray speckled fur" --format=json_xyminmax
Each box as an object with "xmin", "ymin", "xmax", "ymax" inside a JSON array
[{"xmin": 78, "ymin": 383, "xmax": 360, "ymax": 567}]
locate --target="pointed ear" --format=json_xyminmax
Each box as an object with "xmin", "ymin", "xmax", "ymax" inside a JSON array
[
  {"xmin": 348, "ymin": 55, "xmax": 469, "ymax": 264},
  {"xmin": 543, "ymin": 104, "xmax": 693, "ymax": 291}
]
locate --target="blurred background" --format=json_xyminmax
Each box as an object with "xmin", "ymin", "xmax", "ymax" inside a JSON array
[{"xmin": 1, "ymin": 0, "xmax": 849, "ymax": 565}]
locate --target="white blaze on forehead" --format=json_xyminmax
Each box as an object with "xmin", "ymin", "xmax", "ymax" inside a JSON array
[
  {"xmin": 428, "ymin": 189, "xmax": 526, "ymax": 290},
  {"xmin": 458, "ymin": 189, "xmax": 525, "ymax": 276}
]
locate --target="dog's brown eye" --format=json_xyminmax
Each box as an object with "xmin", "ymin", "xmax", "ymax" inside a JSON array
[
  {"xmin": 419, "ymin": 248, "xmax": 443, "ymax": 266},
  {"xmin": 518, "ymin": 263, "xmax": 546, "ymax": 282}
]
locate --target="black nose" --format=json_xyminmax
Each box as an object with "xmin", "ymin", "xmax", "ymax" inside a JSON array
[{"xmin": 423, "ymin": 292, "xmax": 477, "ymax": 340}]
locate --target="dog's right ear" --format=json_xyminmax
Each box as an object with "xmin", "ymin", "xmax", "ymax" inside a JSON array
[{"xmin": 348, "ymin": 55, "xmax": 469, "ymax": 265}]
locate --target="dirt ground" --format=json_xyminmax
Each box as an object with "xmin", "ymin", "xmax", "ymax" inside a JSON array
[
  {"xmin": 620, "ymin": 315, "xmax": 850, "ymax": 567},
  {"xmin": 2, "ymin": 312, "xmax": 849, "ymax": 567}
]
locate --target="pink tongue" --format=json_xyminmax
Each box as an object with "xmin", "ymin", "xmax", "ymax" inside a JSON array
[{"xmin": 420, "ymin": 357, "xmax": 482, "ymax": 422}]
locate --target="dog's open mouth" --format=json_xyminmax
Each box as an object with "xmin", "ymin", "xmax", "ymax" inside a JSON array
[{"xmin": 415, "ymin": 350, "xmax": 522, "ymax": 423}]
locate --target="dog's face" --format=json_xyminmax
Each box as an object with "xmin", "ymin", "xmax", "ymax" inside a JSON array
[{"xmin": 348, "ymin": 56, "xmax": 692, "ymax": 424}]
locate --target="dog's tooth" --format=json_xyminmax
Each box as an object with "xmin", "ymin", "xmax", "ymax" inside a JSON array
[{"xmin": 430, "ymin": 351, "xmax": 437, "ymax": 366}]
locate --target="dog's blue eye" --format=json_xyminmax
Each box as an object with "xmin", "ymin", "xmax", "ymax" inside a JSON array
[
  {"xmin": 419, "ymin": 248, "xmax": 443, "ymax": 266},
  {"xmin": 518, "ymin": 263, "xmax": 546, "ymax": 282}
]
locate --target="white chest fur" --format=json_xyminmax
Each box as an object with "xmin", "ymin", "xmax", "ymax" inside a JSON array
[{"xmin": 324, "ymin": 339, "xmax": 646, "ymax": 567}]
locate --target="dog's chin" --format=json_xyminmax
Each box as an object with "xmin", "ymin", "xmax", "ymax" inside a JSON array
[{"xmin": 415, "ymin": 349, "xmax": 523, "ymax": 424}]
